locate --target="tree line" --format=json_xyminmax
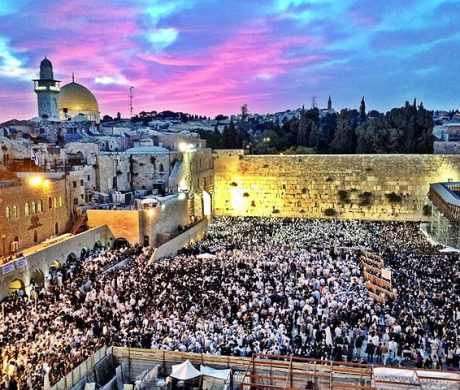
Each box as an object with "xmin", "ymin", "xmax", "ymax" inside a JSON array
[{"xmin": 202, "ymin": 98, "xmax": 435, "ymax": 154}]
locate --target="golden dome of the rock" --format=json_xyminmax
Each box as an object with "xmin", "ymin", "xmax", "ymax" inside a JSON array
[{"xmin": 58, "ymin": 82, "xmax": 99, "ymax": 112}]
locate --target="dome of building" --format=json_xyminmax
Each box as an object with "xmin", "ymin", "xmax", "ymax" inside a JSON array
[
  {"xmin": 58, "ymin": 81, "xmax": 100, "ymax": 123},
  {"xmin": 40, "ymin": 57, "xmax": 52, "ymax": 68},
  {"xmin": 58, "ymin": 82, "xmax": 99, "ymax": 112}
]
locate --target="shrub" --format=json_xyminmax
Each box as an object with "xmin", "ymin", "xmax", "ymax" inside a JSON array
[
  {"xmin": 324, "ymin": 208, "xmax": 337, "ymax": 217},
  {"xmin": 116, "ymin": 169, "xmax": 123, "ymax": 175},
  {"xmin": 302, "ymin": 188, "xmax": 308, "ymax": 194},
  {"xmin": 230, "ymin": 182, "xmax": 238, "ymax": 186},
  {"xmin": 272, "ymin": 208, "xmax": 280, "ymax": 214},
  {"xmin": 243, "ymin": 192, "xmax": 250, "ymax": 197},
  {"xmin": 423, "ymin": 204, "xmax": 432, "ymax": 216},
  {"xmin": 385, "ymin": 192, "xmax": 402, "ymax": 203},
  {"xmin": 338, "ymin": 190, "xmax": 350, "ymax": 203},
  {"xmin": 359, "ymin": 191, "xmax": 373, "ymax": 206},
  {"xmin": 326, "ymin": 176, "xmax": 333, "ymax": 182}
]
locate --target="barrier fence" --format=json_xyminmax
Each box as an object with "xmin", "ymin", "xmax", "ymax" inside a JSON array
[{"xmin": 49, "ymin": 347, "xmax": 460, "ymax": 390}]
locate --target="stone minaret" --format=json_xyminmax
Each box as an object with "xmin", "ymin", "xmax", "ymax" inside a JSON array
[{"xmin": 33, "ymin": 57, "xmax": 60, "ymax": 119}]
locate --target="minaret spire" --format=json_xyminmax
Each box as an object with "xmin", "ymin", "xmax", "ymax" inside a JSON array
[{"xmin": 72, "ymin": 72, "xmax": 74, "ymax": 82}]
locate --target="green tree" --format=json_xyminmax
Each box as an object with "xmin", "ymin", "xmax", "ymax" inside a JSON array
[
  {"xmin": 330, "ymin": 109, "xmax": 355, "ymax": 153},
  {"xmin": 360, "ymin": 96, "xmax": 366, "ymax": 124},
  {"xmin": 296, "ymin": 106, "xmax": 308, "ymax": 146},
  {"xmin": 308, "ymin": 123, "xmax": 320, "ymax": 150}
]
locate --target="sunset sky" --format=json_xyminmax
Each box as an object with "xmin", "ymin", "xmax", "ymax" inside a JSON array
[{"xmin": 0, "ymin": 0, "xmax": 459, "ymax": 121}]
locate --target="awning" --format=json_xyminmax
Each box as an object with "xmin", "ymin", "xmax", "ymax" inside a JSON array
[
  {"xmin": 200, "ymin": 365, "xmax": 231, "ymax": 382},
  {"xmin": 170, "ymin": 360, "xmax": 201, "ymax": 381}
]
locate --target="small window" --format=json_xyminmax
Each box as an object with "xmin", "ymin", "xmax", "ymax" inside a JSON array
[
  {"xmin": 5, "ymin": 206, "xmax": 10, "ymax": 220},
  {"xmin": 59, "ymin": 195, "xmax": 63, "ymax": 207},
  {"xmin": 33, "ymin": 230, "xmax": 38, "ymax": 243},
  {"xmin": 38, "ymin": 200, "xmax": 43, "ymax": 213},
  {"xmin": 24, "ymin": 202, "xmax": 30, "ymax": 217},
  {"xmin": 159, "ymin": 164, "xmax": 164, "ymax": 173},
  {"xmin": 53, "ymin": 197, "xmax": 57, "ymax": 208},
  {"xmin": 73, "ymin": 198, "xmax": 78, "ymax": 205},
  {"xmin": 72, "ymin": 181, "xmax": 77, "ymax": 188},
  {"xmin": 54, "ymin": 222, "xmax": 59, "ymax": 235},
  {"xmin": 13, "ymin": 205, "xmax": 19, "ymax": 218},
  {"xmin": 87, "ymin": 175, "xmax": 90, "ymax": 181},
  {"xmin": 31, "ymin": 201, "xmax": 36, "ymax": 214},
  {"xmin": 49, "ymin": 197, "xmax": 52, "ymax": 209},
  {"xmin": 80, "ymin": 180, "xmax": 84, "ymax": 186}
]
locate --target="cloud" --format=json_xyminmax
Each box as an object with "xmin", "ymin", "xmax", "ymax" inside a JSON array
[
  {"xmin": 0, "ymin": 37, "xmax": 31, "ymax": 79},
  {"xmin": 94, "ymin": 74, "xmax": 129, "ymax": 85},
  {"xmin": 143, "ymin": 0, "xmax": 196, "ymax": 25},
  {"xmin": 146, "ymin": 28, "xmax": 179, "ymax": 52}
]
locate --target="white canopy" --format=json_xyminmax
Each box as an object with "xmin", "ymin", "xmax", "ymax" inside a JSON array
[
  {"xmin": 197, "ymin": 253, "xmax": 217, "ymax": 259},
  {"xmin": 200, "ymin": 365, "xmax": 231, "ymax": 382},
  {"xmin": 170, "ymin": 360, "xmax": 201, "ymax": 380}
]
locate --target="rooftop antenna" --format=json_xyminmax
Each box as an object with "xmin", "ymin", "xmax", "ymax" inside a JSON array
[{"xmin": 129, "ymin": 86, "xmax": 134, "ymax": 119}]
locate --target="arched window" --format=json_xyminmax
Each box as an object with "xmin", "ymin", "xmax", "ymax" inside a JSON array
[
  {"xmin": 31, "ymin": 201, "xmax": 36, "ymax": 214},
  {"xmin": 38, "ymin": 200, "xmax": 43, "ymax": 213},
  {"xmin": 13, "ymin": 205, "xmax": 19, "ymax": 218},
  {"xmin": 5, "ymin": 206, "xmax": 10, "ymax": 220},
  {"xmin": 25, "ymin": 202, "xmax": 30, "ymax": 217},
  {"xmin": 49, "ymin": 197, "xmax": 53, "ymax": 209},
  {"xmin": 33, "ymin": 230, "xmax": 38, "ymax": 243},
  {"xmin": 53, "ymin": 197, "xmax": 57, "ymax": 208},
  {"xmin": 59, "ymin": 195, "xmax": 63, "ymax": 207},
  {"xmin": 54, "ymin": 222, "xmax": 59, "ymax": 235}
]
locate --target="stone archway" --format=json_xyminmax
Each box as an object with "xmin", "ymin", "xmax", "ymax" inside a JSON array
[
  {"xmin": 30, "ymin": 269, "xmax": 45, "ymax": 287},
  {"xmin": 49, "ymin": 260, "xmax": 62, "ymax": 272},
  {"xmin": 80, "ymin": 246, "xmax": 90, "ymax": 259},
  {"xmin": 67, "ymin": 252, "xmax": 77, "ymax": 263},
  {"xmin": 9, "ymin": 278, "xmax": 25, "ymax": 295},
  {"xmin": 113, "ymin": 237, "xmax": 128, "ymax": 249}
]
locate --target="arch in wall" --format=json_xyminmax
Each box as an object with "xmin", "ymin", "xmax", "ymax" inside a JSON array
[
  {"xmin": 80, "ymin": 246, "xmax": 90, "ymax": 259},
  {"xmin": 67, "ymin": 252, "xmax": 77, "ymax": 263},
  {"xmin": 113, "ymin": 237, "xmax": 129, "ymax": 249},
  {"xmin": 9, "ymin": 278, "xmax": 25, "ymax": 296},
  {"xmin": 49, "ymin": 260, "xmax": 62, "ymax": 272},
  {"xmin": 30, "ymin": 269, "xmax": 45, "ymax": 287},
  {"xmin": 93, "ymin": 241, "xmax": 102, "ymax": 250}
]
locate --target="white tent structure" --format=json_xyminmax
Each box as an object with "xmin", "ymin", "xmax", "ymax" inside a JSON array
[
  {"xmin": 170, "ymin": 360, "xmax": 201, "ymax": 380},
  {"xmin": 200, "ymin": 365, "xmax": 231, "ymax": 390},
  {"xmin": 200, "ymin": 365, "xmax": 231, "ymax": 381}
]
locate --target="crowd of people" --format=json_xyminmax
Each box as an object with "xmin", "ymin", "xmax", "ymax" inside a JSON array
[{"xmin": 1, "ymin": 217, "xmax": 460, "ymax": 389}]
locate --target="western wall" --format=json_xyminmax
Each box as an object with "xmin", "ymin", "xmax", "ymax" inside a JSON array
[{"xmin": 213, "ymin": 151, "xmax": 460, "ymax": 221}]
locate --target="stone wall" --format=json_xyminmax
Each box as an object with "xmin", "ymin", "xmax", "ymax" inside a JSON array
[
  {"xmin": 0, "ymin": 225, "xmax": 113, "ymax": 298},
  {"xmin": 87, "ymin": 210, "xmax": 143, "ymax": 244},
  {"xmin": 214, "ymin": 151, "xmax": 460, "ymax": 221}
]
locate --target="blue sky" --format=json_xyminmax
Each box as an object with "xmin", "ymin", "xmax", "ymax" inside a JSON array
[{"xmin": 0, "ymin": 0, "xmax": 459, "ymax": 120}]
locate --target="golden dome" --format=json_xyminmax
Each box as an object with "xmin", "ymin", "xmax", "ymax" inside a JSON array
[{"xmin": 58, "ymin": 82, "xmax": 99, "ymax": 112}]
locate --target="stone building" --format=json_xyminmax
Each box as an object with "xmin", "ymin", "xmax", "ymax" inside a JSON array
[{"xmin": 0, "ymin": 174, "xmax": 74, "ymax": 258}]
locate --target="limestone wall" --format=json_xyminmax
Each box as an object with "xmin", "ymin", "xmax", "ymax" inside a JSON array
[
  {"xmin": 87, "ymin": 210, "xmax": 142, "ymax": 243},
  {"xmin": 214, "ymin": 151, "xmax": 460, "ymax": 221}
]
